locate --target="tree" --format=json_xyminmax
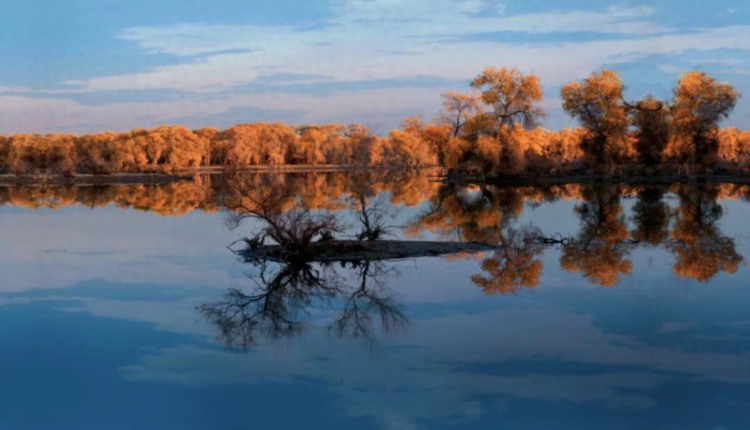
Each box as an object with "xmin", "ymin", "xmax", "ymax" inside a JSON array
[
  {"xmin": 561, "ymin": 70, "xmax": 629, "ymax": 166},
  {"xmin": 438, "ymin": 91, "xmax": 480, "ymax": 138},
  {"xmin": 630, "ymin": 96, "xmax": 669, "ymax": 167},
  {"xmin": 385, "ymin": 117, "xmax": 438, "ymax": 167},
  {"xmin": 0, "ymin": 135, "xmax": 8, "ymax": 173},
  {"xmin": 718, "ymin": 128, "xmax": 750, "ymax": 166},
  {"xmin": 670, "ymin": 72, "xmax": 738, "ymax": 166},
  {"xmin": 470, "ymin": 67, "xmax": 545, "ymax": 139}
]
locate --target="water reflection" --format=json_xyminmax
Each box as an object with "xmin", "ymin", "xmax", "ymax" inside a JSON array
[
  {"xmin": 559, "ymin": 184, "xmax": 634, "ymax": 286},
  {"xmin": 1, "ymin": 173, "xmax": 745, "ymax": 290},
  {"xmin": 199, "ymin": 259, "xmax": 408, "ymax": 348},
  {"xmin": 670, "ymin": 184, "xmax": 742, "ymax": 281},
  {"xmin": 412, "ymin": 182, "xmax": 744, "ymax": 290},
  {"xmin": 200, "ymin": 176, "xmax": 416, "ymax": 348},
  {"xmin": 0, "ymin": 169, "xmax": 437, "ymax": 214},
  {"xmin": 2, "ymin": 172, "xmax": 750, "ymax": 429},
  {"xmin": 197, "ymin": 176, "xmax": 747, "ymax": 352}
]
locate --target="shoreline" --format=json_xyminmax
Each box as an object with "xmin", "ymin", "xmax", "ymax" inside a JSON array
[
  {"xmin": 449, "ymin": 173, "xmax": 750, "ymax": 186},
  {"xmin": 0, "ymin": 173, "xmax": 193, "ymax": 186},
  {"xmin": 0, "ymin": 164, "xmax": 429, "ymax": 186},
  {"xmin": 3, "ymin": 165, "xmax": 750, "ymax": 187}
]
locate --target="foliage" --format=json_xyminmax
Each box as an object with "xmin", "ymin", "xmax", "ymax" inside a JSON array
[
  {"xmin": 0, "ymin": 67, "xmax": 746, "ymax": 177},
  {"xmin": 470, "ymin": 67, "xmax": 545, "ymax": 135},
  {"xmin": 669, "ymin": 72, "xmax": 738, "ymax": 166},
  {"xmin": 561, "ymin": 70, "xmax": 630, "ymax": 166}
]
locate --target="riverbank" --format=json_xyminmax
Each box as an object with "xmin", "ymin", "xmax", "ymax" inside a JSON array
[{"xmin": 0, "ymin": 164, "xmax": 432, "ymax": 186}]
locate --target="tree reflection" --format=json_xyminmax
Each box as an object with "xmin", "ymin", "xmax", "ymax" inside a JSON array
[
  {"xmin": 413, "ymin": 182, "xmax": 745, "ymax": 290},
  {"xmin": 631, "ymin": 186, "xmax": 671, "ymax": 246},
  {"xmin": 669, "ymin": 184, "xmax": 742, "ymax": 281},
  {"xmin": 560, "ymin": 185, "xmax": 633, "ymax": 286},
  {"xmin": 199, "ymin": 259, "xmax": 407, "ymax": 349},
  {"xmin": 470, "ymin": 225, "xmax": 545, "ymax": 295},
  {"xmin": 411, "ymin": 183, "xmax": 548, "ymax": 293},
  {"xmin": 409, "ymin": 183, "xmax": 526, "ymax": 244},
  {"xmin": 330, "ymin": 261, "xmax": 407, "ymax": 343}
]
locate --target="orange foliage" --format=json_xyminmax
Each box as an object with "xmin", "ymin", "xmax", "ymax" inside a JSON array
[
  {"xmin": 561, "ymin": 70, "xmax": 630, "ymax": 166},
  {"xmin": 0, "ymin": 68, "xmax": 747, "ymax": 178},
  {"xmin": 669, "ymin": 72, "xmax": 738, "ymax": 166}
]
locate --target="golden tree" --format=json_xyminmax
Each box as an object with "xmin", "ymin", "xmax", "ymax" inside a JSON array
[
  {"xmin": 438, "ymin": 91, "xmax": 480, "ymax": 138},
  {"xmin": 561, "ymin": 70, "xmax": 629, "ymax": 166},
  {"xmin": 0, "ymin": 136, "xmax": 8, "ymax": 173},
  {"xmin": 470, "ymin": 67, "xmax": 545, "ymax": 139},
  {"xmin": 630, "ymin": 96, "xmax": 669, "ymax": 167},
  {"xmin": 669, "ymin": 72, "xmax": 738, "ymax": 166}
]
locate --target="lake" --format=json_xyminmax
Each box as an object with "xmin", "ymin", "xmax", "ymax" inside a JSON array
[{"xmin": 1, "ymin": 170, "xmax": 749, "ymax": 429}]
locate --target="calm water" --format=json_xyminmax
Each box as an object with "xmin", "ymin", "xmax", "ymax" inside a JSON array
[{"xmin": 1, "ymin": 171, "xmax": 749, "ymax": 429}]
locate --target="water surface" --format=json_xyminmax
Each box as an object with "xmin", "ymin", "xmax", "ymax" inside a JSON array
[{"xmin": 1, "ymin": 171, "xmax": 749, "ymax": 429}]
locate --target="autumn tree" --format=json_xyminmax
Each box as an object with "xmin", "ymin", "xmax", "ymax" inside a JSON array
[
  {"xmin": 0, "ymin": 136, "xmax": 9, "ymax": 173},
  {"xmin": 294, "ymin": 125, "xmax": 343, "ymax": 165},
  {"xmin": 217, "ymin": 123, "xmax": 296, "ymax": 167},
  {"xmin": 439, "ymin": 91, "xmax": 480, "ymax": 138},
  {"xmin": 630, "ymin": 96, "xmax": 670, "ymax": 167},
  {"xmin": 193, "ymin": 127, "xmax": 219, "ymax": 165},
  {"xmin": 670, "ymin": 72, "xmax": 738, "ymax": 166},
  {"xmin": 75, "ymin": 132, "xmax": 121, "ymax": 174},
  {"xmin": 561, "ymin": 70, "xmax": 629, "ymax": 166},
  {"xmin": 470, "ymin": 67, "xmax": 545, "ymax": 140},
  {"xmin": 386, "ymin": 117, "xmax": 438, "ymax": 167},
  {"xmin": 718, "ymin": 128, "xmax": 750, "ymax": 166},
  {"xmin": 7, "ymin": 133, "xmax": 77, "ymax": 176},
  {"xmin": 346, "ymin": 124, "xmax": 387, "ymax": 166}
]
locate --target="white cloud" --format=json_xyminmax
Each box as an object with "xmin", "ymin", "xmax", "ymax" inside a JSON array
[
  {"xmin": 0, "ymin": 207, "xmax": 237, "ymax": 292},
  {"xmin": 0, "ymin": 86, "xmax": 445, "ymax": 133},
  {"xmin": 66, "ymin": 4, "xmax": 668, "ymax": 93},
  {"xmin": 117, "ymin": 307, "xmax": 750, "ymax": 427},
  {"xmin": 7, "ymin": 3, "xmax": 750, "ymax": 131},
  {"xmin": 63, "ymin": 13, "xmax": 747, "ymax": 99}
]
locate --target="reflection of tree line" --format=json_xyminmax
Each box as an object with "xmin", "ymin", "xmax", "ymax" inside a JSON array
[
  {"xmin": 0, "ymin": 170, "xmax": 438, "ymax": 215},
  {"xmin": 411, "ymin": 183, "xmax": 744, "ymax": 292}
]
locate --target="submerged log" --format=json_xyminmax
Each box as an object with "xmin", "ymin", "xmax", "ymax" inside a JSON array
[{"xmin": 237, "ymin": 240, "xmax": 495, "ymax": 263}]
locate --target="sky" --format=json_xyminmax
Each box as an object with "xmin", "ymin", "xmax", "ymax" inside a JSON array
[{"xmin": 1, "ymin": 0, "xmax": 750, "ymax": 134}]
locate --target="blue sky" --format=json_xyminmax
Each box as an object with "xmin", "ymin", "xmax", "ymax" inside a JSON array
[{"xmin": 1, "ymin": 0, "xmax": 750, "ymax": 133}]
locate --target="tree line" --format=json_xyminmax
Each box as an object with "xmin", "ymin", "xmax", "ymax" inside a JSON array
[
  {"xmin": 438, "ymin": 67, "xmax": 747, "ymax": 176},
  {"xmin": 0, "ymin": 123, "xmax": 436, "ymax": 176},
  {"xmin": 0, "ymin": 66, "xmax": 748, "ymax": 176}
]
